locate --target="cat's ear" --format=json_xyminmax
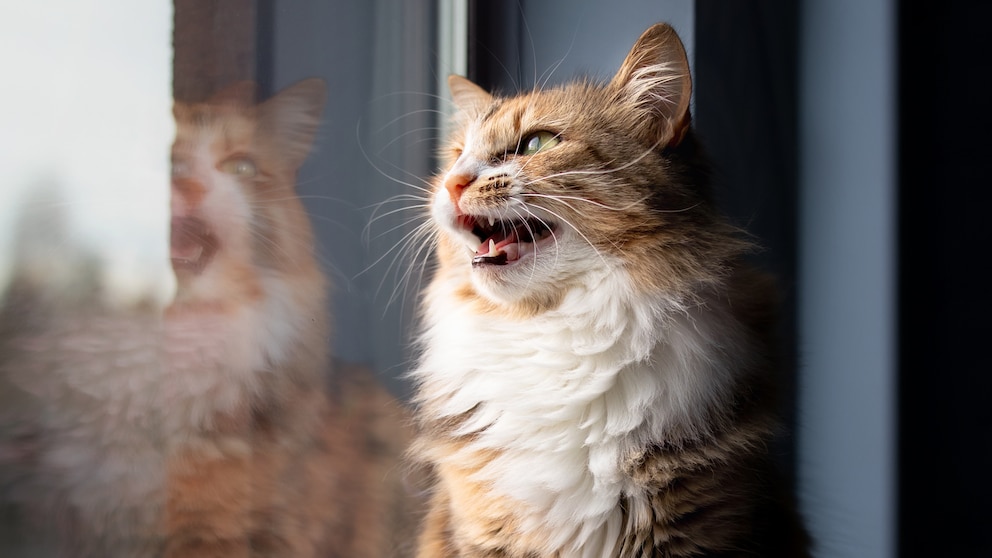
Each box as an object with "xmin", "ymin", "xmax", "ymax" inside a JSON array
[
  {"xmin": 448, "ymin": 75, "xmax": 493, "ymax": 116},
  {"xmin": 259, "ymin": 78, "xmax": 327, "ymax": 169},
  {"xmin": 608, "ymin": 23, "xmax": 692, "ymax": 148}
]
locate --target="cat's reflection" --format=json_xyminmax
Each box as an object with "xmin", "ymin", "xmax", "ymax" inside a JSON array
[{"xmin": 0, "ymin": 80, "xmax": 418, "ymax": 558}]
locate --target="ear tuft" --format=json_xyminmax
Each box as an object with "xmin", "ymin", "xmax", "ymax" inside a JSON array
[
  {"xmin": 259, "ymin": 78, "xmax": 327, "ymax": 169},
  {"xmin": 609, "ymin": 23, "xmax": 692, "ymax": 148},
  {"xmin": 448, "ymin": 75, "xmax": 493, "ymax": 116}
]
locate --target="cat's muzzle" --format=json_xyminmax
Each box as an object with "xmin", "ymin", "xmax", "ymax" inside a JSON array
[
  {"xmin": 466, "ymin": 215, "xmax": 555, "ymax": 267},
  {"xmin": 170, "ymin": 216, "xmax": 218, "ymax": 275}
]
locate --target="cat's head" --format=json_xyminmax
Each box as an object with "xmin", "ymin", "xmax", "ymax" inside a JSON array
[
  {"xmin": 431, "ymin": 23, "xmax": 746, "ymax": 313},
  {"xmin": 169, "ymin": 79, "xmax": 326, "ymax": 307}
]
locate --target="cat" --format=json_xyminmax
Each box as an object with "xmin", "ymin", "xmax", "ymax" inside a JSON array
[
  {"xmin": 409, "ymin": 23, "xmax": 809, "ymax": 557},
  {"xmin": 0, "ymin": 79, "xmax": 417, "ymax": 557}
]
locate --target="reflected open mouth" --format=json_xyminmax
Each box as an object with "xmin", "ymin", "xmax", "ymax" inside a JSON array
[
  {"xmin": 458, "ymin": 214, "xmax": 556, "ymax": 267},
  {"xmin": 170, "ymin": 216, "xmax": 218, "ymax": 274}
]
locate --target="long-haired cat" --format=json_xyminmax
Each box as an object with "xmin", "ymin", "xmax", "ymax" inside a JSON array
[
  {"xmin": 410, "ymin": 23, "xmax": 809, "ymax": 557},
  {"xmin": 0, "ymin": 80, "xmax": 416, "ymax": 557}
]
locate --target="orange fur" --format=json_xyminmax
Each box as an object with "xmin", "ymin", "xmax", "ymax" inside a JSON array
[
  {"xmin": 0, "ymin": 81, "xmax": 418, "ymax": 557},
  {"xmin": 411, "ymin": 24, "xmax": 809, "ymax": 557}
]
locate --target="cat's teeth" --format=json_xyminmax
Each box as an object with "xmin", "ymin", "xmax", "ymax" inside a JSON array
[
  {"xmin": 487, "ymin": 239, "xmax": 499, "ymax": 257},
  {"xmin": 488, "ymin": 216, "xmax": 496, "ymax": 227}
]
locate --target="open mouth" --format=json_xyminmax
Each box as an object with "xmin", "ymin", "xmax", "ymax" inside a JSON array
[
  {"xmin": 170, "ymin": 216, "xmax": 218, "ymax": 275},
  {"xmin": 459, "ymin": 215, "xmax": 556, "ymax": 267}
]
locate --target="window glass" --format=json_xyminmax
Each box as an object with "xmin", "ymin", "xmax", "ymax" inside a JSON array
[{"xmin": 1, "ymin": 1, "xmax": 441, "ymax": 554}]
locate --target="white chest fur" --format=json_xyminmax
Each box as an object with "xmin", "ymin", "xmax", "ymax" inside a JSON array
[
  {"xmin": 1, "ymin": 275, "xmax": 307, "ymax": 533},
  {"xmin": 416, "ymin": 268, "xmax": 745, "ymax": 556}
]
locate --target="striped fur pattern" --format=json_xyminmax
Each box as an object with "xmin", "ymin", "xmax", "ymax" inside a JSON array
[{"xmin": 411, "ymin": 23, "xmax": 808, "ymax": 557}]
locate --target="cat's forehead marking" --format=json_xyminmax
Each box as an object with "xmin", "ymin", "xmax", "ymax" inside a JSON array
[
  {"xmin": 220, "ymin": 120, "xmax": 250, "ymax": 153},
  {"xmin": 476, "ymin": 90, "xmax": 575, "ymax": 138},
  {"xmin": 172, "ymin": 108, "xmax": 254, "ymax": 168},
  {"xmin": 479, "ymin": 99, "xmax": 503, "ymax": 124},
  {"xmin": 182, "ymin": 106, "xmax": 221, "ymax": 130},
  {"xmin": 468, "ymin": 99, "xmax": 534, "ymax": 151},
  {"xmin": 483, "ymin": 99, "xmax": 527, "ymax": 129}
]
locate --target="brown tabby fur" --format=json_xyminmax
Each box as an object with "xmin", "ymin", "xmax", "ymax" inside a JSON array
[
  {"xmin": 411, "ymin": 24, "xmax": 809, "ymax": 557},
  {"xmin": 0, "ymin": 81, "xmax": 417, "ymax": 557}
]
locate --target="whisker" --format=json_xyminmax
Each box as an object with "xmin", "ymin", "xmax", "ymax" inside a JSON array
[
  {"xmin": 519, "ymin": 193, "xmax": 645, "ymax": 212},
  {"xmin": 521, "ymin": 140, "xmax": 664, "ymax": 186},
  {"xmin": 374, "ymin": 222, "xmax": 438, "ymax": 316},
  {"xmin": 375, "ymin": 108, "xmax": 448, "ymax": 136},
  {"xmin": 535, "ymin": 23, "xmax": 581, "ymax": 91},
  {"xmin": 521, "ymin": 203, "xmax": 614, "ymax": 269},
  {"xmin": 357, "ymin": 219, "xmax": 434, "ymax": 281},
  {"xmin": 361, "ymin": 193, "xmax": 431, "ymax": 208},
  {"xmin": 381, "ymin": 230, "xmax": 437, "ymax": 318},
  {"xmin": 370, "ymin": 214, "xmax": 432, "ymax": 243},
  {"xmin": 366, "ymin": 198, "xmax": 431, "ymax": 226},
  {"xmin": 513, "ymin": 204, "xmax": 561, "ymax": 270},
  {"xmin": 519, "ymin": 0, "xmax": 537, "ymax": 91},
  {"xmin": 523, "ymin": 192, "xmax": 700, "ymax": 215},
  {"xmin": 375, "ymin": 125, "xmax": 445, "ymax": 157},
  {"xmin": 356, "ymin": 117, "xmax": 437, "ymax": 193},
  {"xmin": 472, "ymin": 37, "xmax": 521, "ymax": 93},
  {"xmin": 507, "ymin": 206, "xmax": 547, "ymax": 291},
  {"xmin": 363, "ymin": 195, "xmax": 431, "ymax": 243}
]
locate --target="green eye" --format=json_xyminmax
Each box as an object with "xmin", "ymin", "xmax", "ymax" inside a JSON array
[
  {"xmin": 520, "ymin": 131, "xmax": 560, "ymax": 156},
  {"xmin": 219, "ymin": 156, "xmax": 258, "ymax": 178}
]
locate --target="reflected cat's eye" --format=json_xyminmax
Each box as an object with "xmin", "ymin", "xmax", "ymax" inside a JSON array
[
  {"xmin": 171, "ymin": 159, "xmax": 190, "ymax": 178},
  {"xmin": 219, "ymin": 156, "xmax": 258, "ymax": 178},
  {"xmin": 519, "ymin": 131, "xmax": 560, "ymax": 156}
]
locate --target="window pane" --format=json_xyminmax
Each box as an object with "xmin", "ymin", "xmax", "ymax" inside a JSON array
[{"xmin": 2, "ymin": 1, "xmax": 439, "ymax": 555}]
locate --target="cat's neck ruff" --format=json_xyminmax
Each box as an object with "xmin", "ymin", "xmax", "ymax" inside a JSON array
[
  {"xmin": 162, "ymin": 271, "xmax": 315, "ymax": 430},
  {"xmin": 0, "ymin": 271, "xmax": 316, "ymax": 528},
  {"xmin": 417, "ymin": 263, "xmax": 744, "ymax": 556}
]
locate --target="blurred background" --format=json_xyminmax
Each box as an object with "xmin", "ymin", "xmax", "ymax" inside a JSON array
[{"xmin": 2, "ymin": 0, "xmax": 989, "ymax": 556}]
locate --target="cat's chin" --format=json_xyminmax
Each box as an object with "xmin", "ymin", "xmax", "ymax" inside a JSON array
[
  {"xmin": 465, "ymin": 250, "xmax": 571, "ymax": 308},
  {"xmin": 466, "ymin": 272, "xmax": 567, "ymax": 314}
]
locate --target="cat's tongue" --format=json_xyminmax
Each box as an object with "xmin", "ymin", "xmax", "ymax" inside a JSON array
[
  {"xmin": 473, "ymin": 231, "xmax": 519, "ymax": 266},
  {"xmin": 170, "ymin": 217, "xmax": 218, "ymax": 274}
]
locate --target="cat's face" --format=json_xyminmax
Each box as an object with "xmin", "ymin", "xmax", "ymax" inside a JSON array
[
  {"xmin": 431, "ymin": 24, "xmax": 726, "ymax": 311},
  {"xmin": 169, "ymin": 80, "xmax": 325, "ymax": 307},
  {"xmin": 431, "ymin": 84, "xmax": 632, "ymax": 308}
]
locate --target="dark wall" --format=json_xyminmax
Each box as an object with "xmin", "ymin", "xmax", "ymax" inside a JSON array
[
  {"xmin": 693, "ymin": 0, "xmax": 799, "ymax": 470},
  {"xmin": 467, "ymin": 0, "xmax": 522, "ymax": 90},
  {"xmin": 898, "ymin": 2, "xmax": 992, "ymax": 556}
]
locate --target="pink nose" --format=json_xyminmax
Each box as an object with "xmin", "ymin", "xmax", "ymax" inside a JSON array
[
  {"xmin": 443, "ymin": 172, "xmax": 474, "ymax": 209},
  {"xmin": 171, "ymin": 177, "xmax": 206, "ymax": 217}
]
